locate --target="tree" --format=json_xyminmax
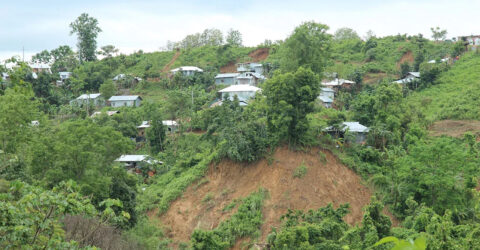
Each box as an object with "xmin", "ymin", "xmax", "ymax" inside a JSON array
[
  {"xmin": 50, "ymin": 45, "xmax": 77, "ymax": 72},
  {"xmin": 31, "ymin": 50, "xmax": 52, "ymax": 64},
  {"xmin": 0, "ymin": 89, "xmax": 40, "ymax": 153},
  {"xmin": 430, "ymin": 27, "xmax": 447, "ymax": 42},
  {"xmin": 70, "ymin": 13, "xmax": 102, "ymax": 62},
  {"xmin": 264, "ymin": 67, "xmax": 321, "ymax": 145},
  {"xmin": 99, "ymin": 79, "xmax": 116, "ymax": 100},
  {"xmin": 334, "ymin": 27, "xmax": 360, "ymax": 41},
  {"xmin": 147, "ymin": 114, "xmax": 167, "ymax": 154},
  {"xmin": 280, "ymin": 21, "xmax": 332, "ymax": 74},
  {"xmin": 97, "ymin": 45, "xmax": 119, "ymax": 58},
  {"xmin": 226, "ymin": 29, "xmax": 242, "ymax": 46},
  {"xmin": 400, "ymin": 62, "xmax": 411, "ymax": 78}
]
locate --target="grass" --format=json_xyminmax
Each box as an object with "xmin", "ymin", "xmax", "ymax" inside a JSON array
[
  {"xmin": 222, "ymin": 199, "xmax": 239, "ymax": 212},
  {"xmin": 293, "ymin": 161, "xmax": 308, "ymax": 178}
]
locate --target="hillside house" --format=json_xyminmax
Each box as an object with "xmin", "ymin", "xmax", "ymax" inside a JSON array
[
  {"xmin": 237, "ymin": 63, "xmax": 264, "ymax": 75},
  {"xmin": 458, "ymin": 35, "xmax": 480, "ymax": 46},
  {"xmin": 217, "ymin": 84, "xmax": 261, "ymax": 106},
  {"xmin": 318, "ymin": 96, "xmax": 333, "ymax": 108},
  {"xmin": 320, "ymin": 87, "xmax": 335, "ymax": 99},
  {"xmin": 170, "ymin": 66, "xmax": 203, "ymax": 76},
  {"xmin": 113, "ymin": 74, "xmax": 142, "ymax": 82},
  {"xmin": 393, "ymin": 72, "xmax": 420, "ymax": 84},
  {"xmin": 323, "ymin": 78, "xmax": 355, "ymax": 90},
  {"xmin": 29, "ymin": 63, "xmax": 52, "ymax": 74},
  {"xmin": 115, "ymin": 154, "xmax": 161, "ymax": 176},
  {"xmin": 109, "ymin": 95, "xmax": 142, "ymax": 107},
  {"xmin": 326, "ymin": 121, "xmax": 369, "ymax": 144},
  {"xmin": 162, "ymin": 120, "xmax": 179, "ymax": 133},
  {"xmin": 215, "ymin": 73, "xmax": 239, "ymax": 85},
  {"xmin": 137, "ymin": 121, "xmax": 150, "ymax": 139},
  {"xmin": 236, "ymin": 72, "xmax": 266, "ymax": 85},
  {"xmin": 70, "ymin": 93, "xmax": 104, "ymax": 107},
  {"xmin": 428, "ymin": 58, "xmax": 449, "ymax": 64}
]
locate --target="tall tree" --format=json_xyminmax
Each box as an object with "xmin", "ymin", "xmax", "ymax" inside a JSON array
[
  {"xmin": 430, "ymin": 27, "xmax": 447, "ymax": 42},
  {"xmin": 280, "ymin": 21, "xmax": 332, "ymax": 74},
  {"xmin": 147, "ymin": 114, "xmax": 167, "ymax": 154},
  {"xmin": 70, "ymin": 13, "xmax": 102, "ymax": 62},
  {"xmin": 264, "ymin": 67, "xmax": 321, "ymax": 145},
  {"xmin": 226, "ymin": 29, "xmax": 243, "ymax": 47}
]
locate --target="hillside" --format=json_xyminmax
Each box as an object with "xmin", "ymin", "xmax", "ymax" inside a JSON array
[
  {"xmin": 150, "ymin": 146, "xmax": 397, "ymax": 247},
  {"xmin": 407, "ymin": 52, "xmax": 480, "ymax": 123}
]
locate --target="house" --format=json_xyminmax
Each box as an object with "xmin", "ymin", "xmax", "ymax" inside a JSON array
[
  {"xmin": 318, "ymin": 95, "xmax": 333, "ymax": 108},
  {"xmin": 90, "ymin": 110, "xmax": 119, "ymax": 118},
  {"xmin": 114, "ymin": 154, "xmax": 161, "ymax": 176},
  {"xmin": 237, "ymin": 63, "xmax": 264, "ymax": 75},
  {"xmin": 215, "ymin": 73, "xmax": 239, "ymax": 85},
  {"xmin": 162, "ymin": 120, "xmax": 179, "ymax": 133},
  {"xmin": 108, "ymin": 95, "xmax": 142, "ymax": 107},
  {"xmin": 29, "ymin": 63, "xmax": 52, "ymax": 74},
  {"xmin": 323, "ymin": 78, "xmax": 355, "ymax": 90},
  {"xmin": 113, "ymin": 74, "xmax": 142, "ymax": 82},
  {"xmin": 393, "ymin": 72, "xmax": 420, "ymax": 84},
  {"xmin": 320, "ymin": 87, "xmax": 335, "ymax": 99},
  {"xmin": 70, "ymin": 93, "xmax": 104, "ymax": 106},
  {"xmin": 325, "ymin": 122, "xmax": 369, "ymax": 144},
  {"xmin": 236, "ymin": 72, "xmax": 266, "ymax": 85},
  {"xmin": 137, "ymin": 121, "xmax": 150, "ymax": 138},
  {"xmin": 217, "ymin": 84, "xmax": 261, "ymax": 106},
  {"xmin": 170, "ymin": 66, "xmax": 203, "ymax": 76},
  {"xmin": 458, "ymin": 35, "xmax": 480, "ymax": 46},
  {"xmin": 30, "ymin": 120, "xmax": 39, "ymax": 126}
]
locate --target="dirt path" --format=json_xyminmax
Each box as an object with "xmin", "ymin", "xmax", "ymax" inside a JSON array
[
  {"xmin": 162, "ymin": 49, "xmax": 181, "ymax": 73},
  {"xmin": 151, "ymin": 146, "xmax": 397, "ymax": 247}
]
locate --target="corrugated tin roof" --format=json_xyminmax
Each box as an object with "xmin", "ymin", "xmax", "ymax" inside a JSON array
[
  {"xmin": 171, "ymin": 66, "xmax": 203, "ymax": 72},
  {"xmin": 162, "ymin": 120, "xmax": 178, "ymax": 126},
  {"xmin": 325, "ymin": 122, "xmax": 369, "ymax": 133},
  {"xmin": 215, "ymin": 73, "xmax": 239, "ymax": 78},
  {"xmin": 321, "ymin": 87, "xmax": 335, "ymax": 92},
  {"xmin": 318, "ymin": 96, "xmax": 333, "ymax": 103},
  {"xmin": 115, "ymin": 155, "xmax": 148, "ymax": 162},
  {"xmin": 29, "ymin": 63, "xmax": 51, "ymax": 69},
  {"xmin": 77, "ymin": 93, "xmax": 101, "ymax": 100},
  {"xmin": 137, "ymin": 121, "xmax": 150, "ymax": 128},
  {"xmin": 218, "ymin": 84, "xmax": 261, "ymax": 93},
  {"xmin": 91, "ymin": 111, "xmax": 119, "ymax": 117},
  {"xmin": 109, "ymin": 95, "xmax": 141, "ymax": 101},
  {"xmin": 408, "ymin": 72, "xmax": 420, "ymax": 78},
  {"xmin": 323, "ymin": 78, "xmax": 356, "ymax": 86}
]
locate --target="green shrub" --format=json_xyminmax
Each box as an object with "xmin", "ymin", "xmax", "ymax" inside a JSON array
[{"xmin": 293, "ymin": 162, "xmax": 308, "ymax": 178}]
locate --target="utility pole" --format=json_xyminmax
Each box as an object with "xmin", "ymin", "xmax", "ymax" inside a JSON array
[{"xmin": 22, "ymin": 46, "xmax": 24, "ymax": 62}]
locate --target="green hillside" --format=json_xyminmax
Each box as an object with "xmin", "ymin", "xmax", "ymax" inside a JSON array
[{"xmin": 407, "ymin": 52, "xmax": 480, "ymax": 122}]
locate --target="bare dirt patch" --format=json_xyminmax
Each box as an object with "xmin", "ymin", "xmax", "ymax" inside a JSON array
[
  {"xmin": 153, "ymin": 146, "xmax": 397, "ymax": 247},
  {"xmin": 220, "ymin": 48, "xmax": 270, "ymax": 73},
  {"xmin": 429, "ymin": 120, "xmax": 480, "ymax": 139},
  {"xmin": 397, "ymin": 50, "xmax": 414, "ymax": 68}
]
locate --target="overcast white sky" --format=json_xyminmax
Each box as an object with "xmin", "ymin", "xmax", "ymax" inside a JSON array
[{"xmin": 1, "ymin": 0, "xmax": 479, "ymax": 61}]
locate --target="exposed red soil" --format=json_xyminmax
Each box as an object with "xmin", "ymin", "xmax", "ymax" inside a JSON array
[
  {"xmin": 397, "ymin": 50, "xmax": 414, "ymax": 69},
  {"xmin": 152, "ymin": 146, "xmax": 397, "ymax": 248},
  {"xmin": 220, "ymin": 48, "xmax": 270, "ymax": 73},
  {"xmin": 429, "ymin": 120, "xmax": 480, "ymax": 140}
]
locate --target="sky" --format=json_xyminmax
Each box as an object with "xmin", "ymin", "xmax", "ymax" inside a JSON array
[{"xmin": 1, "ymin": 0, "xmax": 479, "ymax": 61}]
